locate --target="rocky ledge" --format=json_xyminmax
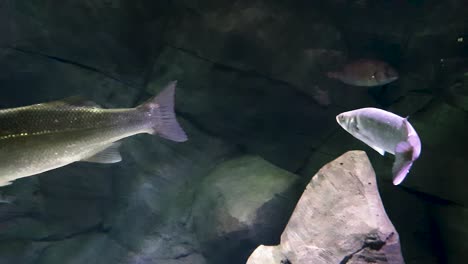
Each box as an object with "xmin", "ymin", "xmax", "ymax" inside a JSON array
[{"xmin": 247, "ymin": 151, "xmax": 404, "ymax": 264}]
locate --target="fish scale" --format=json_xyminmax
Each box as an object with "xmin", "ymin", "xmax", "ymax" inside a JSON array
[{"xmin": 0, "ymin": 81, "xmax": 187, "ymax": 186}]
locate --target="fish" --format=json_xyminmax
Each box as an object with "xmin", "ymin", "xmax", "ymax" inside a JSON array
[
  {"xmin": 327, "ymin": 59, "xmax": 399, "ymax": 87},
  {"xmin": 0, "ymin": 193, "xmax": 15, "ymax": 204},
  {"xmin": 0, "ymin": 81, "xmax": 187, "ymax": 186},
  {"xmin": 336, "ymin": 107, "xmax": 421, "ymax": 185}
]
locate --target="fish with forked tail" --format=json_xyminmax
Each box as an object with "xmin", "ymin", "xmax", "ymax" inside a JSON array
[
  {"xmin": 327, "ymin": 59, "xmax": 399, "ymax": 87},
  {"xmin": 0, "ymin": 81, "xmax": 187, "ymax": 186},
  {"xmin": 336, "ymin": 107, "xmax": 421, "ymax": 185}
]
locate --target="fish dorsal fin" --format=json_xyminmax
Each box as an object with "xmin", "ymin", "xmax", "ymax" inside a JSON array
[
  {"xmin": 32, "ymin": 96, "xmax": 102, "ymax": 109},
  {"xmin": 0, "ymin": 97, "xmax": 101, "ymax": 113},
  {"xmin": 81, "ymin": 143, "xmax": 122, "ymax": 164},
  {"xmin": 55, "ymin": 96, "xmax": 102, "ymax": 108},
  {"xmin": 401, "ymin": 118, "xmax": 413, "ymax": 136}
]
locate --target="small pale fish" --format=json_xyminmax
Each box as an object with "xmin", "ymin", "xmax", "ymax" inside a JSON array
[
  {"xmin": 0, "ymin": 81, "xmax": 188, "ymax": 186},
  {"xmin": 336, "ymin": 107, "xmax": 421, "ymax": 185},
  {"xmin": 327, "ymin": 59, "xmax": 398, "ymax": 87},
  {"xmin": 0, "ymin": 193, "xmax": 15, "ymax": 204}
]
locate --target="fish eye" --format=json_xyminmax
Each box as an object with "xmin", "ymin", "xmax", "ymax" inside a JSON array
[{"xmin": 337, "ymin": 114, "xmax": 345, "ymax": 123}]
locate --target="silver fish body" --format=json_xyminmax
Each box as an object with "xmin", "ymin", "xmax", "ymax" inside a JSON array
[
  {"xmin": 0, "ymin": 81, "xmax": 187, "ymax": 186},
  {"xmin": 336, "ymin": 107, "xmax": 421, "ymax": 185},
  {"xmin": 327, "ymin": 59, "xmax": 398, "ymax": 87}
]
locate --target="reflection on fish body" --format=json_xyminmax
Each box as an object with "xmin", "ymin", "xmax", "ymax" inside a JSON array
[
  {"xmin": 327, "ymin": 59, "xmax": 399, "ymax": 87},
  {"xmin": 0, "ymin": 81, "xmax": 187, "ymax": 186},
  {"xmin": 336, "ymin": 107, "xmax": 421, "ymax": 185}
]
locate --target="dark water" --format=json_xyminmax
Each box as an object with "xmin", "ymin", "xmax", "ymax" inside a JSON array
[{"xmin": 0, "ymin": 1, "xmax": 467, "ymax": 263}]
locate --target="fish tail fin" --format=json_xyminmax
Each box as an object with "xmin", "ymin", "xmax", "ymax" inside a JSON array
[
  {"xmin": 392, "ymin": 136, "xmax": 420, "ymax": 185},
  {"xmin": 139, "ymin": 81, "xmax": 188, "ymax": 142}
]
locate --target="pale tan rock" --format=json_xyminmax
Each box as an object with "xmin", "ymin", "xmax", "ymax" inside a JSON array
[
  {"xmin": 247, "ymin": 245, "xmax": 287, "ymax": 263},
  {"xmin": 247, "ymin": 151, "xmax": 405, "ymax": 264}
]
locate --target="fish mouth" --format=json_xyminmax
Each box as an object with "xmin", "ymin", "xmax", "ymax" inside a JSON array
[
  {"xmin": 335, "ymin": 114, "xmax": 341, "ymax": 123},
  {"xmin": 336, "ymin": 114, "xmax": 346, "ymax": 127}
]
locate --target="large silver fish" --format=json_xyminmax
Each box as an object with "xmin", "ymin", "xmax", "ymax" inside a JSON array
[
  {"xmin": 327, "ymin": 59, "xmax": 398, "ymax": 87},
  {"xmin": 336, "ymin": 107, "xmax": 421, "ymax": 185},
  {"xmin": 0, "ymin": 81, "xmax": 187, "ymax": 186}
]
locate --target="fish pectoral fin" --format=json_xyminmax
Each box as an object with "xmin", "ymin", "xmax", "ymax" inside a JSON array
[
  {"xmin": 391, "ymin": 141, "xmax": 415, "ymax": 185},
  {"xmin": 82, "ymin": 143, "xmax": 122, "ymax": 164},
  {"xmin": 369, "ymin": 144, "xmax": 385, "ymax": 156}
]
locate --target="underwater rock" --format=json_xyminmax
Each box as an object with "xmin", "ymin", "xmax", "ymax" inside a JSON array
[
  {"xmin": 246, "ymin": 245, "xmax": 287, "ymax": 263},
  {"xmin": 4, "ymin": 0, "xmax": 168, "ymax": 85},
  {"xmin": 0, "ymin": 51, "xmax": 139, "ymax": 109},
  {"xmin": 191, "ymin": 155, "xmax": 302, "ymax": 264},
  {"xmin": 445, "ymin": 74, "xmax": 468, "ymax": 112},
  {"xmin": 146, "ymin": 46, "xmax": 339, "ymax": 172},
  {"xmin": 35, "ymin": 233, "xmax": 127, "ymax": 264},
  {"xmin": 166, "ymin": 1, "xmax": 343, "ymax": 76},
  {"xmin": 247, "ymin": 151, "xmax": 404, "ymax": 264},
  {"xmin": 165, "ymin": 0, "xmax": 353, "ymax": 104},
  {"xmin": 96, "ymin": 119, "xmax": 232, "ymax": 264},
  {"xmin": 0, "ymin": 240, "xmax": 49, "ymax": 264}
]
